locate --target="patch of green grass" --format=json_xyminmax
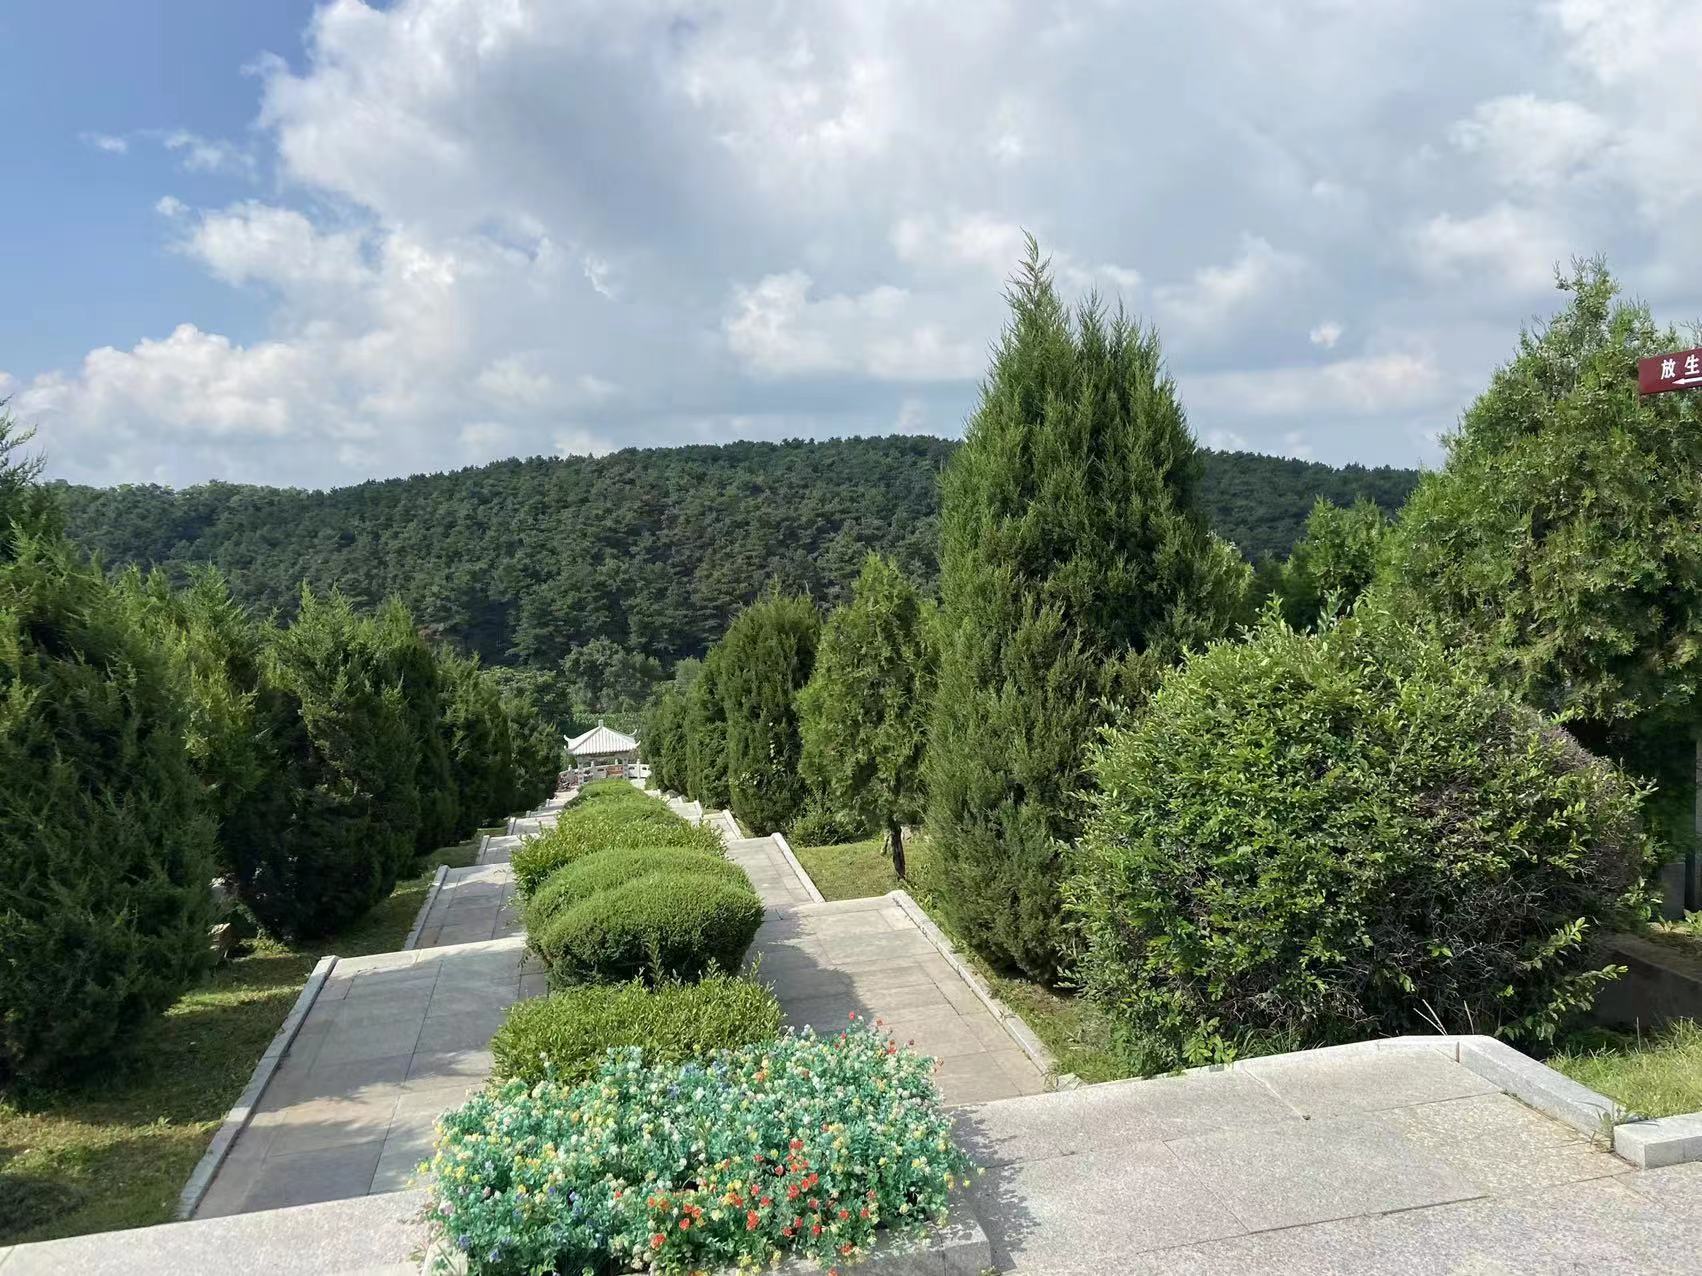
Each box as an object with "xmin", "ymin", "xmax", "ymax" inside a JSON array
[
  {"xmin": 0, "ymin": 834, "xmax": 483, "ymax": 1244},
  {"xmin": 1550, "ymin": 1020, "xmax": 1702, "ymax": 1119},
  {"xmin": 796, "ymin": 837, "xmax": 907, "ymax": 901},
  {"xmin": 796, "ymin": 836, "xmax": 1136, "ymax": 1085}
]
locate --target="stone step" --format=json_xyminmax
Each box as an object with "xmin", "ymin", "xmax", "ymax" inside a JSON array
[{"xmin": 0, "ymin": 1190, "xmax": 430, "ymax": 1275}]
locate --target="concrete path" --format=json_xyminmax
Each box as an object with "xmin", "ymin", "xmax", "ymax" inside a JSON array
[
  {"xmin": 725, "ymin": 832, "xmax": 818, "ymax": 907},
  {"xmin": 955, "ymin": 1043, "xmax": 1702, "ymax": 1273},
  {"xmin": 194, "ymin": 936, "xmax": 545, "ymax": 1218},
  {"xmin": 410, "ymin": 862, "xmax": 520, "ymax": 949},
  {"xmin": 747, "ymin": 895, "xmax": 1048, "ymax": 1105}
]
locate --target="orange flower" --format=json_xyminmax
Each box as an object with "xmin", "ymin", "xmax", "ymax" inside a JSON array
[
  {"xmin": 679, "ymin": 1218, "xmax": 691, "ymax": 1231},
  {"xmin": 746, "ymin": 1210, "xmax": 760, "ymax": 1231},
  {"xmin": 650, "ymin": 1233, "xmax": 666, "ymax": 1249}
]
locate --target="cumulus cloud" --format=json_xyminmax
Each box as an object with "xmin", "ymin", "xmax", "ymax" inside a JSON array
[
  {"xmin": 1410, "ymin": 203, "xmax": 1570, "ymax": 294},
  {"xmin": 12, "ymin": 0, "xmax": 1702, "ymax": 486},
  {"xmin": 1154, "ymin": 235, "xmax": 1306, "ymax": 332},
  {"xmin": 725, "ymin": 272, "xmax": 979, "ymax": 381}
]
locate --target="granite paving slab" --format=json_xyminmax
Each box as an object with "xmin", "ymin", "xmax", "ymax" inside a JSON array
[
  {"xmin": 194, "ymin": 936, "xmax": 540, "ymax": 1218},
  {"xmin": 746, "ymin": 896, "xmax": 1047, "ymax": 1105}
]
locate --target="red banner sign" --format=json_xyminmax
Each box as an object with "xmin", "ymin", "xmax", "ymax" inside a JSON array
[{"xmin": 1639, "ymin": 347, "xmax": 1702, "ymax": 395}]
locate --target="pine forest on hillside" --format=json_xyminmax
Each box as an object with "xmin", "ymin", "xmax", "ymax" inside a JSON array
[{"xmin": 53, "ymin": 439, "xmax": 1417, "ymax": 674}]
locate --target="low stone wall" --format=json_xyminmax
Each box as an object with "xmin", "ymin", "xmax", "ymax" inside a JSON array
[{"xmin": 1589, "ymin": 932, "xmax": 1702, "ymax": 1028}]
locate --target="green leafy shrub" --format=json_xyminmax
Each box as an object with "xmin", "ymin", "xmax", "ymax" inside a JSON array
[
  {"xmin": 787, "ymin": 800, "xmax": 868, "ymax": 849},
  {"xmin": 523, "ymin": 846, "xmax": 749, "ymax": 935},
  {"xmin": 489, "ymin": 975, "xmax": 781, "ymax": 1086},
  {"xmin": 532, "ymin": 873, "xmax": 763, "ymax": 986},
  {"xmin": 426, "ymin": 1020, "xmax": 974, "ymax": 1275},
  {"xmin": 0, "ymin": 532, "xmax": 217, "ymax": 1079},
  {"xmin": 513, "ymin": 801, "xmax": 722, "ymax": 896},
  {"xmin": 1067, "ymin": 614, "xmax": 1652, "ymax": 1069}
]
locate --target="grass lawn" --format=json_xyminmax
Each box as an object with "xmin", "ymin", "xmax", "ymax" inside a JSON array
[
  {"xmin": 0, "ymin": 833, "xmax": 488, "ymax": 1245},
  {"xmin": 795, "ymin": 836, "xmax": 1136, "ymax": 1085},
  {"xmin": 1550, "ymin": 1020, "xmax": 1702, "ymax": 1119}
]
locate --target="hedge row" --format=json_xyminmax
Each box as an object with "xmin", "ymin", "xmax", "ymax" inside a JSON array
[
  {"xmin": 519, "ymin": 784, "xmax": 763, "ymax": 988},
  {"xmin": 490, "ymin": 974, "xmax": 780, "ymax": 1087}
]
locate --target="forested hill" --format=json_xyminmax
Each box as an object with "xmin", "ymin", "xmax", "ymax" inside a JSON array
[{"xmin": 54, "ymin": 436, "xmax": 1417, "ymax": 668}]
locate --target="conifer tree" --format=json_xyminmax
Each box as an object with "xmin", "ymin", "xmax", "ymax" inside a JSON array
[
  {"xmin": 718, "ymin": 592, "xmax": 820, "ymax": 834},
  {"xmin": 927, "ymin": 239, "xmax": 1247, "ymax": 981},
  {"xmin": 1381, "ymin": 262, "xmax": 1702, "ymax": 906},
  {"xmin": 441, "ymin": 649, "xmax": 516, "ymax": 832},
  {"xmin": 113, "ymin": 565, "xmax": 279, "ymax": 881},
  {"xmin": 643, "ymin": 658, "xmax": 699, "ymax": 792},
  {"xmin": 1, "ymin": 422, "xmax": 216, "ymax": 1076},
  {"xmin": 799, "ymin": 554, "xmax": 934, "ymax": 877},
  {"xmin": 370, "ymin": 597, "xmax": 460, "ymax": 854},
  {"xmin": 684, "ymin": 648, "xmax": 731, "ymax": 809},
  {"xmin": 232, "ymin": 588, "xmax": 419, "ymax": 938}
]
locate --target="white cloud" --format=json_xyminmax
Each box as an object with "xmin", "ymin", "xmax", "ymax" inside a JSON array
[
  {"xmin": 1409, "ymin": 203, "xmax": 1569, "ymax": 294},
  {"xmin": 162, "ymin": 129, "xmax": 256, "ymax": 177},
  {"xmin": 1155, "ymin": 235, "xmax": 1305, "ymax": 330},
  {"xmin": 1448, "ymin": 95, "xmax": 1613, "ymax": 190},
  {"xmin": 1186, "ymin": 351, "xmax": 1447, "ymax": 419},
  {"xmin": 81, "ymin": 132, "xmax": 128, "ymax": 154},
  {"xmin": 178, "ymin": 202, "xmax": 371, "ymax": 293},
  {"xmin": 724, "ymin": 271, "xmax": 979, "ymax": 381},
  {"xmin": 15, "ymin": 0, "xmax": 1702, "ymax": 485}
]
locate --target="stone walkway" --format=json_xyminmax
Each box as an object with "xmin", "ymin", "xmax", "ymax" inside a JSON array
[
  {"xmin": 194, "ymin": 937, "xmax": 546, "ymax": 1217},
  {"xmin": 956, "ymin": 1043, "xmax": 1702, "ymax": 1273},
  {"xmin": 410, "ymin": 862, "xmax": 521, "ymax": 949},
  {"xmin": 749, "ymin": 894, "xmax": 1049, "ymax": 1104},
  {"xmin": 649, "ymin": 790, "xmax": 1051, "ymax": 1106},
  {"xmin": 724, "ymin": 832, "xmax": 819, "ymax": 907}
]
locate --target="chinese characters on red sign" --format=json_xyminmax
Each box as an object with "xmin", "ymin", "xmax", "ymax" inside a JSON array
[{"xmin": 1639, "ymin": 347, "xmax": 1702, "ymax": 395}]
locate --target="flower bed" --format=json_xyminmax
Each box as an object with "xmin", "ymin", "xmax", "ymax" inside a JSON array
[{"xmin": 425, "ymin": 1018, "xmax": 974, "ymax": 1274}]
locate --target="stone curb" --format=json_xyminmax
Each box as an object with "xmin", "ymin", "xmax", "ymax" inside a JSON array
[
  {"xmin": 421, "ymin": 1210, "xmax": 989, "ymax": 1275},
  {"xmin": 176, "ymin": 954, "xmax": 338, "ymax": 1220},
  {"xmin": 887, "ymin": 890, "xmax": 1059, "ymax": 1079},
  {"xmin": 770, "ymin": 831, "xmax": 826, "ymax": 903},
  {"xmin": 1614, "ymin": 1111, "xmax": 1702, "ymax": 1168},
  {"xmin": 403, "ymin": 863, "xmax": 450, "ymax": 951}
]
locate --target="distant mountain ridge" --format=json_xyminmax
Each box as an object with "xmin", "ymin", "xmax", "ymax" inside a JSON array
[{"xmin": 53, "ymin": 436, "xmax": 1418, "ymax": 667}]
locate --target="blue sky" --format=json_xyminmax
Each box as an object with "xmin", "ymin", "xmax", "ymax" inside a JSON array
[{"xmin": 3, "ymin": 1, "xmax": 1698, "ymax": 490}]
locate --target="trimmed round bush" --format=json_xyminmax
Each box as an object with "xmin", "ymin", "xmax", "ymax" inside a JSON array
[
  {"xmin": 523, "ymin": 846, "xmax": 749, "ymax": 935},
  {"xmin": 534, "ymin": 872, "xmax": 764, "ymax": 986},
  {"xmin": 1067, "ymin": 615, "xmax": 1650, "ymax": 1070},
  {"xmin": 513, "ymin": 802, "xmax": 723, "ymax": 895},
  {"xmin": 490, "ymin": 974, "xmax": 781, "ymax": 1086}
]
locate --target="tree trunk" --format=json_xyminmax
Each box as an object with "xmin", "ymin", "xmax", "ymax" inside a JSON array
[
  {"xmin": 886, "ymin": 817, "xmax": 907, "ymax": 882},
  {"xmin": 1691, "ymin": 728, "xmax": 1701, "ymax": 912}
]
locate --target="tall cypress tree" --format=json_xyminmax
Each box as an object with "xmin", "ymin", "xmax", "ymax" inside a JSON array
[
  {"xmin": 718, "ymin": 592, "xmax": 820, "ymax": 834},
  {"xmin": 232, "ymin": 588, "xmax": 420, "ymax": 938},
  {"xmin": 927, "ymin": 240, "xmax": 1246, "ymax": 981},
  {"xmin": 371, "ymin": 597, "xmax": 461, "ymax": 855},
  {"xmin": 799, "ymin": 553, "xmax": 934, "ymax": 878},
  {"xmin": 441, "ymin": 649, "xmax": 516, "ymax": 833},
  {"xmin": 684, "ymin": 647, "xmax": 731, "ymax": 809}
]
